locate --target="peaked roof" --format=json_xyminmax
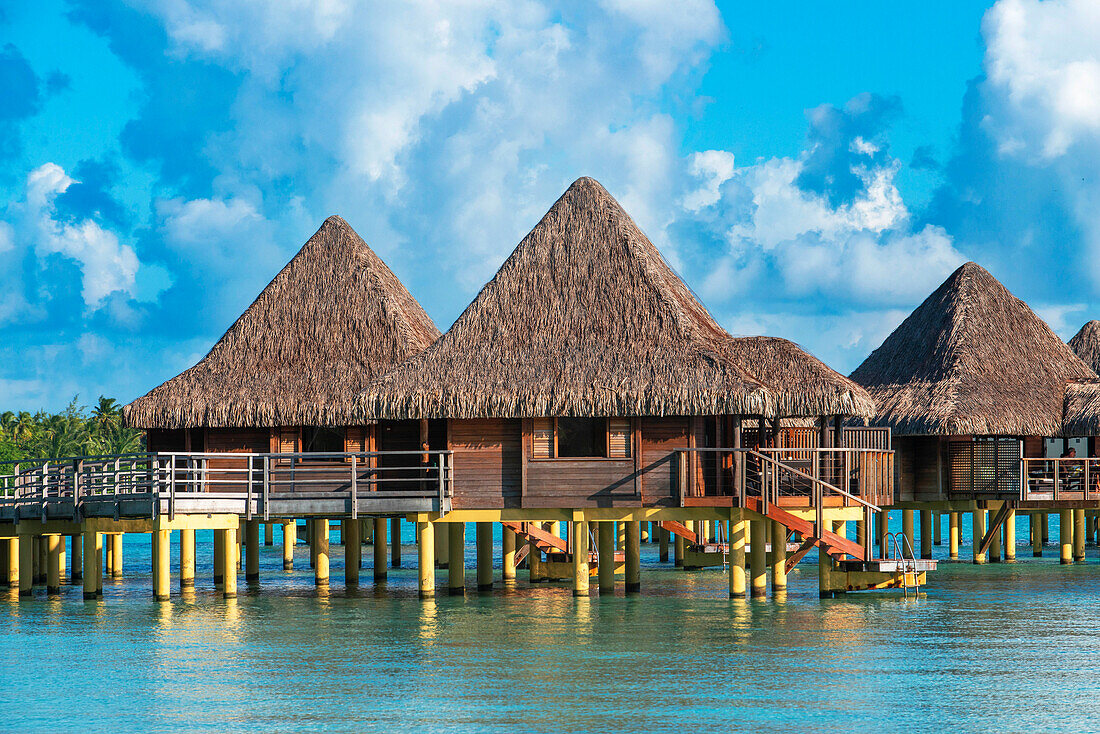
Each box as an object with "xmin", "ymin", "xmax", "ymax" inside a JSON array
[
  {"xmin": 360, "ymin": 177, "xmax": 778, "ymax": 419},
  {"xmin": 1069, "ymin": 320, "xmax": 1100, "ymax": 374},
  {"xmin": 124, "ymin": 216, "xmax": 440, "ymax": 428},
  {"xmin": 850, "ymin": 261, "xmax": 1096, "ymax": 436}
]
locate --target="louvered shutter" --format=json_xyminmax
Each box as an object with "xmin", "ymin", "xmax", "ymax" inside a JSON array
[
  {"xmin": 533, "ymin": 418, "xmax": 554, "ymax": 458},
  {"xmin": 608, "ymin": 418, "xmax": 631, "ymax": 459}
]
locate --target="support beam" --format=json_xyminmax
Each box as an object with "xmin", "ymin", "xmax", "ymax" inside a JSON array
[
  {"xmin": 46, "ymin": 535, "xmax": 61, "ymax": 595},
  {"xmin": 572, "ymin": 520, "xmax": 589, "ymax": 597},
  {"xmin": 345, "ymin": 514, "xmax": 361, "ymax": 586},
  {"xmin": 390, "ymin": 517, "xmax": 401, "ymax": 568},
  {"xmin": 18, "ymin": 535, "xmax": 33, "ymax": 596},
  {"xmin": 282, "ymin": 521, "xmax": 295, "ymax": 571},
  {"xmin": 111, "ymin": 533, "xmax": 123, "ymax": 577},
  {"xmin": 82, "ymin": 531, "xmax": 97, "ymax": 599},
  {"xmin": 220, "ymin": 528, "xmax": 237, "ymax": 599},
  {"xmin": 659, "ymin": 523, "xmax": 669, "ymax": 563},
  {"xmin": 1074, "ymin": 508, "xmax": 1086, "ymax": 562},
  {"xmin": 1004, "ymin": 509, "xmax": 1016, "ymax": 561},
  {"xmin": 153, "ymin": 530, "xmax": 170, "ymax": 601},
  {"xmin": 770, "ymin": 519, "xmax": 786, "ymax": 593},
  {"xmin": 598, "ymin": 521, "xmax": 615, "ymax": 594},
  {"xmin": 373, "ymin": 518, "xmax": 387, "ymax": 582},
  {"xmin": 417, "ymin": 520, "xmax": 435, "ymax": 599},
  {"xmin": 877, "ymin": 510, "xmax": 888, "ymax": 557},
  {"xmin": 1042, "ymin": 513, "xmax": 1049, "ymax": 543},
  {"xmin": 179, "ymin": 529, "xmax": 195, "ymax": 589},
  {"xmin": 973, "ymin": 511, "xmax": 988, "ymax": 564},
  {"xmin": 934, "ymin": 512, "xmax": 942, "ymax": 546},
  {"xmin": 949, "ymin": 512, "xmax": 959, "ymax": 560},
  {"xmin": 750, "ymin": 519, "xmax": 766, "ymax": 598},
  {"xmin": 213, "ymin": 529, "xmax": 224, "ymax": 588},
  {"xmin": 71, "ymin": 534, "xmax": 82, "ymax": 582},
  {"xmin": 625, "ymin": 520, "xmax": 640, "ymax": 594},
  {"xmin": 989, "ymin": 518, "xmax": 1002, "ymax": 562},
  {"xmin": 265, "ymin": 522, "xmax": 273, "ymax": 547},
  {"xmin": 448, "ymin": 522, "xmax": 465, "ymax": 595},
  {"xmin": 902, "ymin": 510, "xmax": 915, "ymax": 552},
  {"xmin": 920, "ymin": 510, "xmax": 932, "ymax": 559},
  {"xmin": 314, "ymin": 519, "xmax": 330, "ymax": 587},
  {"xmin": 674, "ymin": 533, "xmax": 684, "ymax": 568},
  {"xmin": 6, "ymin": 537, "xmax": 17, "ymax": 589},
  {"xmin": 729, "ymin": 518, "xmax": 746, "ymax": 598},
  {"xmin": 501, "ymin": 524, "xmax": 516, "ymax": 580},
  {"xmin": 1060, "ymin": 509, "xmax": 1072, "ymax": 565},
  {"xmin": 476, "ymin": 522, "xmax": 493, "ymax": 592},
  {"xmin": 435, "ymin": 523, "xmax": 449, "ymax": 569},
  {"xmin": 245, "ymin": 519, "xmax": 260, "ymax": 582},
  {"xmin": 1032, "ymin": 513, "xmax": 1042, "ymax": 557}
]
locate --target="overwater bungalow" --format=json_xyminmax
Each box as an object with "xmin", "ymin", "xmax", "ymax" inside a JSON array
[{"xmin": 850, "ymin": 261, "xmax": 1097, "ymax": 561}]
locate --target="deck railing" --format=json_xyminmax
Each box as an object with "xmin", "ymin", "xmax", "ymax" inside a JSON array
[
  {"xmin": 1021, "ymin": 456, "xmax": 1100, "ymax": 501},
  {"xmin": 0, "ymin": 450, "xmax": 454, "ymax": 520}
]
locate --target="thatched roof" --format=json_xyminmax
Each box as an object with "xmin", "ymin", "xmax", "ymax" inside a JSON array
[
  {"xmin": 1069, "ymin": 320, "xmax": 1100, "ymax": 374},
  {"xmin": 124, "ymin": 216, "xmax": 440, "ymax": 429},
  {"xmin": 1063, "ymin": 381, "xmax": 1100, "ymax": 436},
  {"xmin": 728, "ymin": 337, "xmax": 875, "ymax": 418},
  {"xmin": 850, "ymin": 261, "xmax": 1096, "ymax": 436},
  {"xmin": 359, "ymin": 177, "xmax": 782, "ymax": 420}
]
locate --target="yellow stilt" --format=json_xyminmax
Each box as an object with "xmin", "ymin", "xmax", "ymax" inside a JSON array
[
  {"xmin": 625, "ymin": 521, "xmax": 640, "ymax": 594},
  {"xmin": 153, "ymin": 530, "xmax": 170, "ymax": 601},
  {"xmin": 674, "ymin": 533, "xmax": 684, "ymax": 567},
  {"xmin": 82, "ymin": 531, "xmax": 97, "ymax": 599},
  {"xmin": 1032, "ymin": 513, "xmax": 1042, "ymax": 557},
  {"xmin": 1004, "ymin": 509, "xmax": 1016, "ymax": 561},
  {"xmin": 71, "ymin": 534, "xmax": 82, "ymax": 582},
  {"xmin": 920, "ymin": 510, "xmax": 932, "ymax": 559},
  {"xmin": 729, "ymin": 519, "xmax": 746, "ymax": 597},
  {"xmin": 1042, "ymin": 513, "xmax": 1050, "ymax": 543},
  {"xmin": 902, "ymin": 510, "xmax": 914, "ymax": 551},
  {"xmin": 282, "ymin": 521, "xmax": 295, "ymax": 570},
  {"xmin": 213, "ymin": 529, "xmax": 224, "ymax": 587},
  {"xmin": 308, "ymin": 520, "xmax": 316, "ymax": 569},
  {"xmin": 934, "ymin": 512, "xmax": 942, "ymax": 546},
  {"xmin": 264, "ymin": 522, "xmax": 273, "ymax": 546},
  {"xmin": 19, "ymin": 535, "xmax": 34, "ymax": 596},
  {"xmin": 35, "ymin": 536, "xmax": 43, "ymax": 584},
  {"xmin": 1060, "ymin": 509, "xmax": 1073, "ymax": 564},
  {"xmin": 973, "ymin": 511, "xmax": 987, "ymax": 564},
  {"xmin": 750, "ymin": 519, "xmax": 766, "ymax": 598},
  {"xmin": 390, "ymin": 517, "xmax": 401, "ymax": 568},
  {"xmin": 314, "ymin": 519, "xmax": 330, "ymax": 587},
  {"xmin": 1073, "ymin": 508, "xmax": 1086, "ymax": 562},
  {"xmin": 770, "ymin": 519, "xmax": 787, "ymax": 592},
  {"xmin": 949, "ymin": 512, "xmax": 960, "ymax": 560},
  {"xmin": 989, "ymin": 515, "xmax": 1002, "ymax": 562},
  {"xmin": 435, "ymin": 522, "xmax": 449, "ymax": 569},
  {"xmin": 572, "ymin": 520, "xmax": 589, "ymax": 597},
  {"xmin": 346, "ymin": 515, "xmax": 361, "ymax": 586},
  {"xmin": 220, "ymin": 528, "xmax": 237, "ymax": 599},
  {"xmin": 659, "ymin": 523, "xmax": 669, "ymax": 562},
  {"xmin": 179, "ymin": 529, "xmax": 195, "ymax": 588},
  {"xmin": 448, "ymin": 522, "xmax": 465, "ymax": 595},
  {"xmin": 417, "ymin": 520, "xmax": 435, "ymax": 599},
  {"xmin": 877, "ymin": 509, "xmax": 888, "ymax": 557},
  {"xmin": 598, "ymin": 521, "xmax": 615, "ymax": 594},
  {"xmin": 476, "ymin": 522, "xmax": 493, "ymax": 592},
  {"xmin": 109, "ymin": 533, "xmax": 123, "ymax": 577},
  {"xmin": 245, "ymin": 519, "xmax": 260, "ymax": 582},
  {"xmin": 46, "ymin": 535, "xmax": 61, "ymax": 595},
  {"xmin": 362, "ymin": 518, "xmax": 372, "ymax": 545},
  {"xmin": 616, "ymin": 521, "xmax": 625, "ymax": 551},
  {"xmin": 374, "ymin": 518, "xmax": 387, "ymax": 581},
  {"xmin": 6, "ymin": 537, "xmax": 18, "ymax": 589},
  {"xmin": 501, "ymin": 524, "xmax": 516, "ymax": 580},
  {"xmin": 235, "ymin": 519, "xmax": 242, "ymax": 570}
]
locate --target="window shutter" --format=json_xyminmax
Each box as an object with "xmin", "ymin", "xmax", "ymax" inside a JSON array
[
  {"xmin": 609, "ymin": 419, "xmax": 631, "ymax": 459},
  {"xmin": 345, "ymin": 427, "xmax": 365, "ymax": 453},
  {"xmin": 277, "ymin": 428, "xmax": 299, "ymax": 465},
  {"xmin": 533, "ymin": 418, "xmax": 554, "ymax": 458}
]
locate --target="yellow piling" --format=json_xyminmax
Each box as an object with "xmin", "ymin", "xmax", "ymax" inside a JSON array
[
  {"xmin": 572, "ymin": 520, "xmax": 589, "ymax": 597},
  {"xmin": 46, "ymin": 535, "xmax": 61, "ymax": 595},
  {"xmin": 659, "ymin": 523, "xmax": 669, "ymax": 562},
  {"xmin": 19, "ymin": 535, "xmax": 33, "ymax": 596},
  {"xmin": 82, "ymin": 531, "xmax": 97, "ymax": 599},
  {"xmin": 1073, "ymin": 508, "xmax": 1086, "ymax": 562},
  {"xmin": 448, "ymin": 522, "xmax": 465, "ymax": 595},
  {"xmin": 625, "ymin": 521, "xmax": 640, "ymax": 594},
  {"xmin": 111, "ymin": 533, "xmax": 123, "ymax": 577},
  {"xmin": 729, "ymin": 519, "xmax": 746, "ymax": 597},
  {"xmin": 314, "ymin": 519, "xmax": 330, "ymax": 587},
  {"xmin": 179, "ymin": 529, "xmax": 195, "ymax": 588},
  {"xmin": 435, "ymin": 522, "xmax": 449, "ymax": 569},
  {"xmin": 346, "ymin": 514, "xmax": 361, "ymax": 586},
  {"xmin": 265, "ymin": 522, "xmax": 273, "ymax": 547},
  {"xmin": 213, "ymin": 529, "xmax": 224, "ymax": 588},
  {"xmin": 902, "ymin": 510, "xmax": 914, "ymax": 551},
  {"xmin": 374, "ymin": 518, "xmax": 387, "ymax": 581},
  {"xmin": 598, "ymin": 521, "xmax": 615, "ymax": 594},
  {"xmin": 750, "ymin": 519, "xmax": 766, "ymax": 598},
  {"xmin": 308, "ymin": 519, "xmax": 316, "ymax": 569},
  {"xmin": 1004, "ymin": 509, "xmax": 1016, "ymax": 561},
  {"xmin": 1032, "ymin": 513, "xmax": 1042, "ymax": 557},
  {"xmin": 949, "ymin": 512, "xmax": 960, "ymax": 560},
  {"xmin": 235, "ymin": 519, "xmax": 242, "ymax": 570},
  {"xmin": 153, "ymin": 530, "xmax": 170, "ymax": 601},
  {"xmin": 245, "ymin": 519, "xmax": 260, "ymax": 582},
  {"xmin": 390, "ymin": 517, "xmax": 401, "ymax": 568},
  {"xmin": 363, "ymin": 518, "xmax": 372, "ymax": 544},
  {"xmin": 674, "ymin": 533, "xmax": 684, "ymax": 567},
  {"xmin": 6, "ymin": 537, "xmax": 18, "ymax": 589},
  {"xmin": 70, "ymin": 534, "xmax": 82, "ymax": 582},
  {"xmin": 417, "ymin": 520, "xmax": 435, "ymax": 599},
  {"xmin": 35, "ymin": 536, "xmax": 43, "ymax": 584},
  {"xmin": 616, "ymin": 521, "xmax": 625, "ymax": 551},
  {"xmin": 282, "ymin": 521, "xmax": 296, "ymax": 570},
  {"xmin": 501, "ymin": 524, "xmax": 516, "ymax": 580},
  {"xmin": 476, "ymin": 522, "xmax": 493, "ymax": 592},
  {"xmin": 920, "ymin": 510, "xmax": 932, "ymax": 559},
  {"xmin": 989, "ymin": 516, "xmax": 1002, "ymax": 562},
  {"xmin": 1060, "ymin": 509, "xmax": 1073, "ymax": 564},
  {"xmin": 973, "ymin": 511, "xmax": 987, "ymax": 564},
  {"xmin": 770, "ymin": 519, "xmax": 787, "ymax": 592},
  {"xmin": 934, "ymin": 512, "xmax": 942, "ymax": 546},
  {"xmin": 220, "ymin": 528, "xmax": 237, "ymax": 599},
  {"xmin": 877, "ymin": 510, "xmax": 888, "ymax": 556}
]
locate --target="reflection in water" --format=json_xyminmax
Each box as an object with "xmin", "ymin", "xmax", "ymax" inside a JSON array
[{"xmin": 1, "ymin": 537, "xmax": 1100, "ymax": 731}]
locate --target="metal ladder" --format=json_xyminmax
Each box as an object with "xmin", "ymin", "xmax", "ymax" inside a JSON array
[{"xmin": 886, "ymin": 532, "xmax": 920, "ymax": 599}]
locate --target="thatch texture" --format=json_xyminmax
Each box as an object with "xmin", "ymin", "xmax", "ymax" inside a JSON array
[
  {"xmin": 728, "ymin": 336, "xmax": 875, "ymax": 418},
  {"xmin": 1069, "ymin": 320, "xmax": 1100, "ymax": 374},
  {"xmin": 850, "ymin": 262, "xmax": 1096, "ymax": 436},
  {"xmin": 124, "ymin": 216, "xmax": 440, "ymax": 429},
  {"xmin": 360, "ymin": 177, "xmax": 779, "ymax": 419},
  {"xmin": 1063, "ymin": 381, "xmax": 1100, "ymax": 436}
]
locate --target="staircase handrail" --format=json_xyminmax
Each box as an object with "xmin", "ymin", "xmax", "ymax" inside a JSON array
[{"xmin": 746, "ymin": 449, "xmax": 881, "ymax": 514}]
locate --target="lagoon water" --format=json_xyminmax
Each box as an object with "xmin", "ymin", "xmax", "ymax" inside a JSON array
[{"xmin": 3, "ymin": 518, "xmax": 1100, "ymax": 732}]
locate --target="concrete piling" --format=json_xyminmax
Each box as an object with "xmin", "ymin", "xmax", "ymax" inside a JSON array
[
  {"xmin": 346, "ymin": 515, "xmax": 361, "ymax": 587},
  {"xmin": 598, "ymin": 521, "xmax": 615, "ymax": 594},
  {"xmin": 314, "ymin": 519, "xmax": 330, "ymax": 587},
  {"xmin": 180, "ymin": 529, "xmax": 195, "ymax": 588},
  {"xmin": 729, "ymin": 518, "xmax": 746, "ymax": 598},
  {"xmin": 625, "ymin": 521, "xmax": 640, "ymax": 594},
  {"xmin": 417, "ymin": 521, "xmax": 434, "ymax": 599},
  {"xmin": 572, "ymin": 521, "xmax": 589, "ymax": 597},
  {"xmin": 373, "ymin": 518, "xmax": 387, "ymax": 582},
  {"xmin": 501, "ymin": 524, "xmax": 516, "ymax": 580},
  {"xmin": 448, "ymin": 522, "xmax": 465, "ymax": 596},
  {"xmin": 750, "ymin": 519, "xmax": 766, "ymax": 598},
  {"xmin": 476, "ymin": 522, "xmax": 493, "ymax": 592}
]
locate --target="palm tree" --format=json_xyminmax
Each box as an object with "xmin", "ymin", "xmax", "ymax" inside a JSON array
[{"xmin": 91, "ymin": 396, "xmax": 120, "ymax": 428}]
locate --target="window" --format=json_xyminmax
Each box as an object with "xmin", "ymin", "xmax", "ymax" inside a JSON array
[
  {"xmin": 301, "ymin": 426, "xmax": 345, "ymax": 460},
  {"xmin": 531, "ymin": 418, "xmax": 632, "ymax": 459}
]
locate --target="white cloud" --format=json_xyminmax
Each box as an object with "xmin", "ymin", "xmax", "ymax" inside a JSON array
[{"xmin": 0, "ymin": 221, "xmax": 13, "ymax": 253}]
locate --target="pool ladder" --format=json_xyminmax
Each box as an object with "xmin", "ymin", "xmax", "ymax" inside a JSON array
[{"xmin": 886, "ymin": 532, "xmax": 920, "ymax": 599}]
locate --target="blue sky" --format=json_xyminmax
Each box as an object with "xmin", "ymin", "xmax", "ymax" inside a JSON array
[{"xmin": 1, "ymin": 0, "xmax": 1097, "ymax": 410}]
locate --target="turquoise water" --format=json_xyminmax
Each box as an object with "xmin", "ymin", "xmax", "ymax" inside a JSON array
[{"xmin": 2, "ymin": 516, "xmax": 1099, "ymax": 732}]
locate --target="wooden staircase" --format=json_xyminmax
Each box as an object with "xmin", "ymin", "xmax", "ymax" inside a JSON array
[{"xmin": 502, "ymin": 521, "xmax": 623, "ymax": 566}]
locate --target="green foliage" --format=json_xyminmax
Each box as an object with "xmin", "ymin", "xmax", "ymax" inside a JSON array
[{"xmin": 0, "ymin": 396, "xmax": 145, "ymax": 464}]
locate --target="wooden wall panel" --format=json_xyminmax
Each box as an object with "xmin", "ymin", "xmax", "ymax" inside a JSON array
[
  {"xmin": 894, "ymin": 436, "xmax": 944, "ymax": 502},
  {"xmin": 450, "ymin": 418, "xmax": 522, "ymax": 509},
  {"xmin": 639, "ymin": 416, "xmax": 690, "ymax": 506},
  {"xmin": 524, "ymin": 459, "xmax": 636, "ymax": 508},
  {"xmin": 205, "ymin": 428, "xmax": 269, "ymax": 492}
]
